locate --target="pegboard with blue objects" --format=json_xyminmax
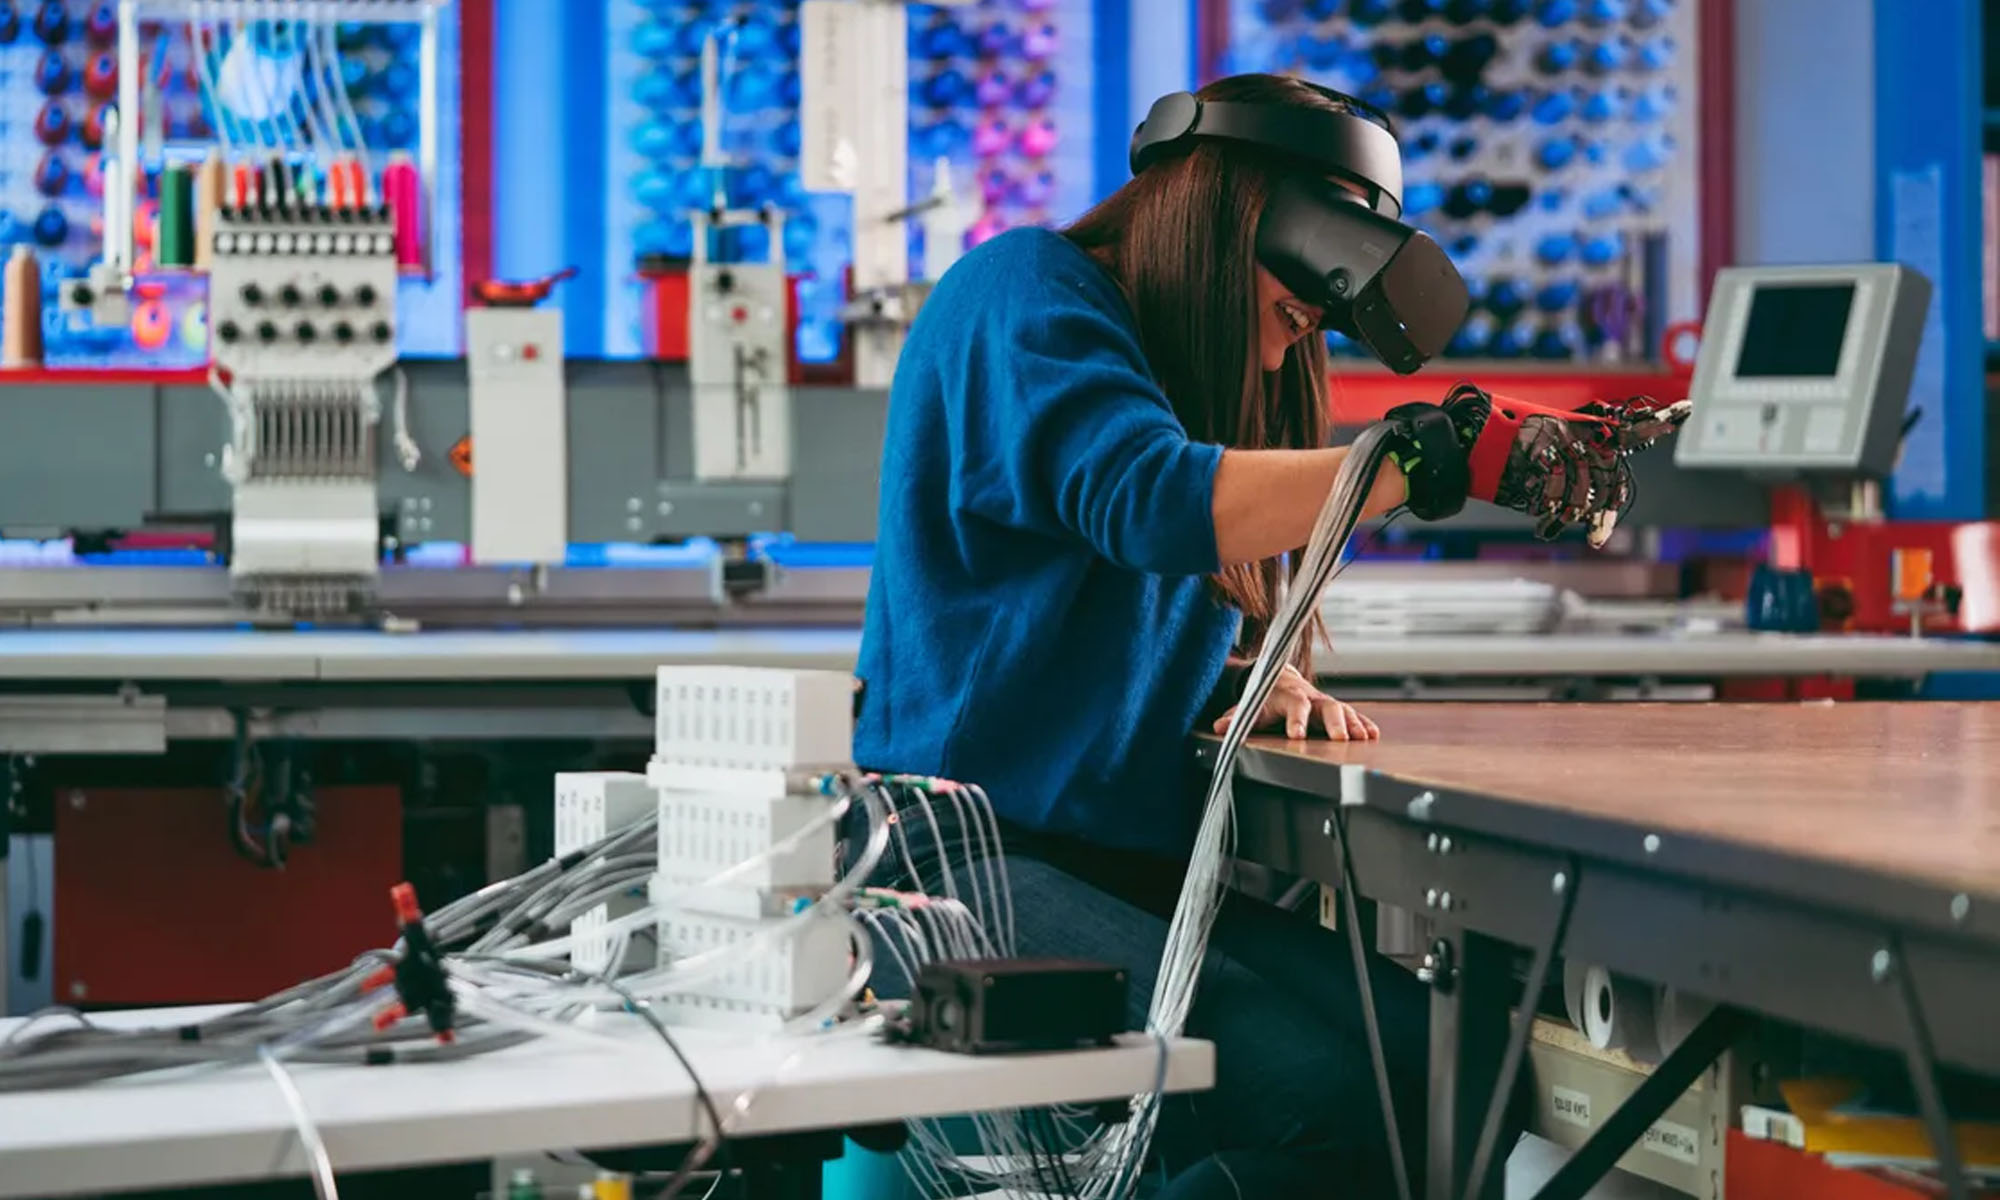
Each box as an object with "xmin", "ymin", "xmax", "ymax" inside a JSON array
[
  {"xmin": 0, "ymin": 0, "xmax": 463, "ymax": 369},
  {"xmin": 1216, "ymin": 0, "xmax": 1704, "ymax": 367},
  {"xmin": 608, "ymin": 0, "xmax": 1094, "ymax": 365}
]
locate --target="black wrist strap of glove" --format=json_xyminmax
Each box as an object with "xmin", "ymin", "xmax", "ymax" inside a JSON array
[{"xmin": 1383, "ymin": 402, "xmax": 1472, "ymax": 522}]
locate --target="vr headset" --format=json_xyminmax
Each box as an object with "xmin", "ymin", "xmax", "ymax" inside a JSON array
[{"xmin": 1129, "ymin": 88, "xmax": 1469, "ymax": 375}]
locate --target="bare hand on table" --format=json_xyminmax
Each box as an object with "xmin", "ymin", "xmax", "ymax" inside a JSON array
[{"xmin": 1212, "ymin": 664, "xmax": 1380, "ymax": 742}]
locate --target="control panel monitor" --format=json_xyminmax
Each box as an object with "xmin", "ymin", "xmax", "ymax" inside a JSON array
[{"xmin": 1673, "ymin": 263, "xmax": 1930, "ymax": 477}]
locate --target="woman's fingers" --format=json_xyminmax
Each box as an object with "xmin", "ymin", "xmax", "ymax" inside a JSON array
[
  {"xmin": 1213, "ymin": 703, "xmax": 1239, "ymax": 734},
  {"xmin": 1281, "ymin": 692, "xmax": 1312, "ymax": 739},
  {"xmin": 1311, "ymin": 695, "xmax": 1351, "ymax": 742},
  {"xmin": 1312, "ymin": 695, "xmax": 1380, "ymax": 742}
]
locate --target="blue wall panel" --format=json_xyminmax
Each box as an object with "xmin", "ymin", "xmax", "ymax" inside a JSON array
[{"xmin": 1876, "ymin": 0, "xmax": 1985, "ymax": 519}]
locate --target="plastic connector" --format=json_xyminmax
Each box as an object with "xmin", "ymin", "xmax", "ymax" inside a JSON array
[{"xmin": 384, "ymin": 882, "xmax": 455, "ymax": 1041}]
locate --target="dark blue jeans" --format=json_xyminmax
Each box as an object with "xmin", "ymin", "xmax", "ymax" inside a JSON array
[{"xmin": 851, "ymin": 803, "xmax": 1434, "ymax": 1199}]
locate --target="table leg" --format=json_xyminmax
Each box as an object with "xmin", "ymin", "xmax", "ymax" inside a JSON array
[
  {"xmin": 1426, "ymin": 925, "xmax": 1511, "ymax": 1200},
  {"xmin": 1877, "ymin": 940, "xmax": 1969, "ymax": 1200},
  {"xmin": 1330, "ymin": 803, "xmax": 1415, "ymax": 1200}
]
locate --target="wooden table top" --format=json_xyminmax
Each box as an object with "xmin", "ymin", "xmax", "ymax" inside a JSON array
[{"xmin": 1239, "ymin": 702, "xmax": 2000, "ymax": 904}]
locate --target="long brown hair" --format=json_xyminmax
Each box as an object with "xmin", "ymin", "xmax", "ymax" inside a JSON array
[{"xmin": 1065, "ymin": 73, "xmax": 1382, "ymax": 668}]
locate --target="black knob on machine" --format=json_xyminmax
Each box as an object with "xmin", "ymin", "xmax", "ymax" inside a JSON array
[
  {"xmin": 217, "ymin": 320, "xmax": 241, "ymax": 343},
  {"xmin": 279, "ymin": 283, "xmax": 303, "ymax": 308},
  {"xmin": 333, "ymin": 321, "xmax": 356, "ymax": 344},
  {"xmin": 240, "ymin": 283, "xmax": 264, "ymax": 306},
  {"xmin": 318, "ymin": 283, "xmax": 341, "ymax": 307},
  {"xmin": 256, "ymin": 320, "xmax": 279, "ymax": 343},
  {"xmin": 294, "ymin": 321, "xmax": 317, "ymax": 343},
  {"xmin": 370, "ymin": 320, "xmax": 392, "ymax": 344}
]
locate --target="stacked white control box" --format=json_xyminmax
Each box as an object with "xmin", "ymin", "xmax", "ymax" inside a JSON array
[
  {"xmin": 553, "ymin": 772, "xmax": 656, "ymax": 976},
  {"xmin": 647, "ymin": 666, "xmax": 855, "ymax": 1030}
]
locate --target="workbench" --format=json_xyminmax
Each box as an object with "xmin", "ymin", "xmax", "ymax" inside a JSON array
[
  {"xmin": 0, "ymin": 1005, "xmax": 1213, "ymax": 1198},
  {"xmin": 0, "ymin": 624, "xmax": 1991, "ymax": 704},
  {"xmin": 1215, "ymin": 704, "xmax": 2000, "ymax": 1200}
]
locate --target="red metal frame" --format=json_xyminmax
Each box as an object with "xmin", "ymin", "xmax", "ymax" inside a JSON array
[
  {"xmin": 1325, "ymin": 367, "xmax": 1691, "ymax": 425},
  {"xmin": 1697, "ymin": 0, "xmax": 1735, "ymax": 309},
  {"xmin": 1195, "ymin": 0, "xmax": 1230, "ymax": 84},
  {"xmin": 0, "ymin": 366, "xmax": 209, "ymax": 386},
  {"xmin": 458, "ymin": 0, "xmax": 495, "ymax": 310}
]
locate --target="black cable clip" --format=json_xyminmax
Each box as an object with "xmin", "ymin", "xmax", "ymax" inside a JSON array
[{"xmin": 371, "ymin": 883, "xmax": 456, "ymax": 1042}]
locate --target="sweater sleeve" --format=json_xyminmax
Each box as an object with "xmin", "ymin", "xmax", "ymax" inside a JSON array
[{"xmin": 957, "ymin": 263, "xmax": 1225, "ymax": 577}]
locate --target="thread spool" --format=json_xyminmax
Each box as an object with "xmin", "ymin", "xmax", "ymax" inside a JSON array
[
  {"xmin": 34, "ymin": 152, "xmax": 68, "ymax": 197},
  {"xmin": 34, "ymin": 98, "xmax": 69, "ymax": 146},
  {"xmin": 35, "ymin": 47, "xmax": 69, "ymax": 94},
  {"xmin": 974, "ymin": 69, "xmax": 1011, "ymax": 108},
  {"xmin": 32, "ymin": 0, "xmax": 64, "ymax": 44},
  {"xmin": 920, "ymin": 67, "xmax": 971, "ymax": 110},
  {"xmin": 977, "ymin": 21, "xmax": 1012, "ymax": 57},
  {"xmin": 157, "ymin": 162, "xmax": 194, "ymax": 268},
  {"xmin": 771, "ymin": 120, "xmax": 801, "ymax": 160},
  {"xmin": 1953, "ymin": 524, "xmax": 2000, "ymax": 633},
  {"xmin": 1654, "ymin": 987, "xmax": 1714, "ymax": 1060},
  {"xmin": 1015, "ymin": 69, "xmax": 1057, "ymax": 109},
  {"xmin": 1020, "ymin": 22, "xmax": 1058, "ymax": 60},
  {"xmin": 130, "ymin": 297, "xmax": 172, "ymax": 350},
  {"xmin": 180, "ymin": 300, "xmax": 208, "ymax": 353},
  {"xmin": 1017, "ymin": 117, "xmax": 1059, "ymax": 158},
  {"xmin": 632, "ymin": 20, "xmax": 674, "ymax": 58},
  {"xmin": 1578, "ymin": 964, "xmax": 1661, "ymax": 1060},
  {"xmin": 382, "ymin": 152, "xmax": 422, "ymax": 268},
  {"xmin": 230, "ymin": 161, "xmax": 255, "ymax": 209},
  {"xmin": 83, "ymin": 50, "xmax": 115, "ymax": 99},
  {"xmin": 84, "ymin": 0, "xmax": 114, "ymax": 44},
  {"xmin": 3, "ymin": 245, "xmax": 44, "ymax": 368},
  {"xmin": 193, "ymin": 152, "xmax": 222, "ymax": 267},
  {"xmin": 81, "ymin": 102, "xmax": 112, "ymax": 149},
  {"xmin": 971, "ymin": 117, "xmax": 1010, "ymax": 158}
]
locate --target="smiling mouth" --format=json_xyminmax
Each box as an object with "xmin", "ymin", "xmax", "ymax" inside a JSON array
[{"xmin": 1277, "ymin": 299, "xmax": 1319, "ymax": 339}]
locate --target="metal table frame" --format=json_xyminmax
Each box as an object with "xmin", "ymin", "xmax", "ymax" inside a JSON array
[{"xmin": 1218, "ymin": 744, "xmax": 1999, "ymax": 1200}]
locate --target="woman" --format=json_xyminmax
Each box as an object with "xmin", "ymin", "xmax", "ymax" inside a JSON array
[{"xmin": 853, "ymin": 74, "xmax": 1681, "ymax": 1197}]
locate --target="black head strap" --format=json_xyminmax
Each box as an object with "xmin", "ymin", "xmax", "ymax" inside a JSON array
[{"xmin": 1128, "ymin": 90, "xmax": 1405, "ymax": 218}]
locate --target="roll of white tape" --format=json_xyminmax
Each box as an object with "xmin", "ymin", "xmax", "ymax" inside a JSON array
[
  {"xmin": 1563, "ymin": 959, "xmax": 1591, "ymax": 1033},
  {"xmin": 1581, "ymin": 965, "xmax": 1661, "ymax": 1061},
  {"xmin": 1656, "ymin": 987, "xmax": 1716, "ymax": 1058}
]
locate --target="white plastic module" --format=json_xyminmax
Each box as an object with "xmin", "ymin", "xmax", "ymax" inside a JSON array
[
  {"xmin": 650, "ymin": 876, "xmax": 852, "ymax": 1031},
  {"xmin": 654, "ymin": 789, "xmax": 837, "ymax": 901},
  {"xmin": 554, "ymin": 772, "xmax": 656, "ymax": 975},
  {"xmin": 652, "ymin": 666, "xmax": 855, "ymax": 772}
]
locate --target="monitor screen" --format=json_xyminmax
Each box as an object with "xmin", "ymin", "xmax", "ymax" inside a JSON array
[{"xmin": 1734, "ymin": 283, "xmax": 1857, "ymax": 378}]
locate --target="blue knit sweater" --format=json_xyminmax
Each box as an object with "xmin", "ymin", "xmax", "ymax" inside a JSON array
[{"xmin": 853, "ymin": 228, "xmax": 1238, "ymax": 857}]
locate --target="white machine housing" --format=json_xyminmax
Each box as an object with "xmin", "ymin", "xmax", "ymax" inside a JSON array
[
  {"xmin": 466, "ymin": 306, "xmax": 570, "ymax": 564},
  {"xmin": 208, "ymin": 206, "xmax": 401, "ymax": 608},
  {"xmin": 1674, "ymin": 263, "xmax": 1932, "ymax": 477}
]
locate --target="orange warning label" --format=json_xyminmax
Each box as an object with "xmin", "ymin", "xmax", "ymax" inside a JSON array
[{"xmin": 448, "ymin": 437, "xmax": 472, "ymax": 476}]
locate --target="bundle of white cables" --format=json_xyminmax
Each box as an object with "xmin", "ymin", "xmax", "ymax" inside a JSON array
[{"xmin": 1097, "ymin": 422, "xmax": 1399, "ymax": 1191}]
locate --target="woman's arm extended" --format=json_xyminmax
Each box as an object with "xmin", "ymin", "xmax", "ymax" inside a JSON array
[{"xmin": 1211, "ymin": 446, "xmax": 1407, "ymax": 566}]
